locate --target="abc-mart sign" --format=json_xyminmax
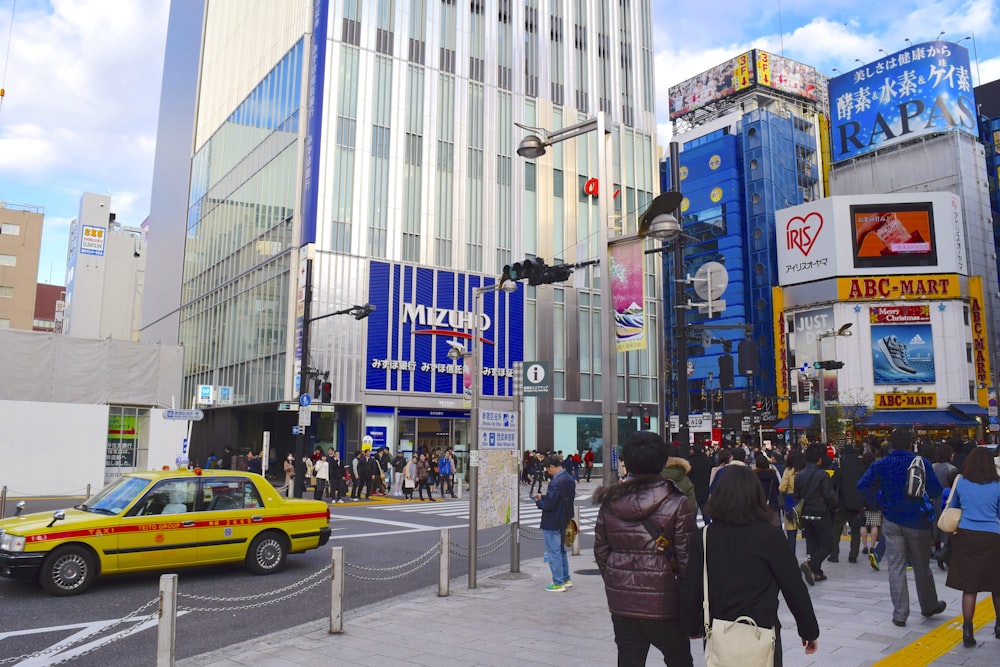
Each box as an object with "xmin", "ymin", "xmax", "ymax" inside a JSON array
[
  {"xmin": 364, "ymin": 261, "xmax": 524, "ymax": 397},
  {"xmin": 775, "ymin": 192, "xmax": 966, "ymax": 286}
]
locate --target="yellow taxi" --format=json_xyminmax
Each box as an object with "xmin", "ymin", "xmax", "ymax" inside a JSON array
[{"xmin": 0, "ymin": 468, "xmax": 331, "ymax": 595}]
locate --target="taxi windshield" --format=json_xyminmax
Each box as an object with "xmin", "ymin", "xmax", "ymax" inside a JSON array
[{"xmin": 80, "ymin": 476, "xmax": 152, "ymax": 515}]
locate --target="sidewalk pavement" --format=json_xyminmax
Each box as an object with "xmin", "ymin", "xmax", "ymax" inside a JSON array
[{"xmin": 181, "ymin": 540, "xmax": 999, "ymax": 667}]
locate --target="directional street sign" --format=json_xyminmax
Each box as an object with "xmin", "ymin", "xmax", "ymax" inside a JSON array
[
  {"xmin": 298, "ymin": 405, "xmax": 312, "ymax": 427},
  {"xmin": 163, "ymin": 409, "xmax": 204, "ymax": 421},
  {"xmin": 479, "ymin": 409, "xmax": 517, "ymax": 449},
  {"xmin": 522, "ymin": 361, "xmax": 549, "ymax": 394},
  {"xmin": 279, "ymin": 403, "xmax": 297, "ymax": 411}
]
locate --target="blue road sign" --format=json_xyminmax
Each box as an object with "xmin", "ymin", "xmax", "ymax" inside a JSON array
[{"xmin": 300, "ymin": 394, "xmax": 313, "ymax": 407}]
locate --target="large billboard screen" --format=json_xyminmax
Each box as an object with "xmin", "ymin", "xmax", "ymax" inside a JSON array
[
  {"xmin": 828, "ymin": 41, "xmax": 977, "ymax": 163},
  {"xmin": 756, "ymin": 51, "xmax": 819, "ymax": 101},
  {"xmin": 850, "ymin": 201, "xmax": 938, "ymax": 269},
  {"xmin": 669, "ymin": 51, "xmax": 754, "ymax": 120},
  {"xmin": 669, "ymin": 49, "xmax": 818, "ymax": 120}
]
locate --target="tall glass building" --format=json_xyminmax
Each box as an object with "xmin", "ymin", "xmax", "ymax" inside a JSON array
[{"xmin": 151, "ymin": 0, "xmax": 660, "ymax": 462}]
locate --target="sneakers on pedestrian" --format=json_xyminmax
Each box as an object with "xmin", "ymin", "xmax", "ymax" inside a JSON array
[
  {"xmin": 545, "ymin": 584, "xmax": 566, "ymax": 592},
  {"xmin": 869, "ymin": 553, "xmax": 880, "ymax": 571},
  {"xmin": 800, "ymin": 561, "xmax": 815, "ymax": 586},
  {"xmin": 921, "ymin": 601, "xmax": 947, "ymax": 618},
  {"xmin": 562, "ymin": 580, "xmax": 573, "ymax": 589},
  {"xmin": 878, "ymin": 335, "xmax": 917, "ymax": 374}
]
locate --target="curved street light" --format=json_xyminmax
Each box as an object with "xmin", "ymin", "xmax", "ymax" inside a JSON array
[{"xmin": 816, "ymin": 323, "xmax": 853, "ymax": 444}]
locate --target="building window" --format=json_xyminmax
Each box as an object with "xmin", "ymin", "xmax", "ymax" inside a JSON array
[
  {"xmin": 1, "ymin": 223, "xmax": 20, "ymax": 235},
  {"xmin": 0, "ymin": 254, "xmax": 15, "ymax": 266},
  {"xmin": 0, "ymin": 286, "xmax": 13, "ymax": 298},
  {"xmin": 0, "ymin": 318, "xmax": 10, "ymax": 328}
]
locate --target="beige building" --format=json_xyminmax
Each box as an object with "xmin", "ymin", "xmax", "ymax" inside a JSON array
[{"xmin": 0, "ymin": 203, "xmax": 44, "ymax": 330}]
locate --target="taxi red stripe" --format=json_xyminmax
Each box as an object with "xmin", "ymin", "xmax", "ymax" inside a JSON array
[{"xmin": 25, "ymin": 511, "xmax": 329, "ymax": 543}]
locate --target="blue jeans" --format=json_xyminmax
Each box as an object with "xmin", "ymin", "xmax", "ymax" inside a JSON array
[{"xmin": 542, "ymin": 529, "xmax": 569, "ymax": 585}]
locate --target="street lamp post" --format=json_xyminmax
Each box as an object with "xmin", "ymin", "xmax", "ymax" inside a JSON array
[
  {"xmin": 516, "ymin": 112, "xmax": 617, "ymax": 485},
  {"xmin": 816, "ymin": 323, "xmax": 852, "ymax": 444},
  {"xmin": 449, "ymin": 281, "xmax": 516, "ymax": 589}
]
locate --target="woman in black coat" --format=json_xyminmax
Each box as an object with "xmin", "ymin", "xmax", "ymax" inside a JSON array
[{"xmin": 693, "ymin": 465, "xmax": 820, "ymax": 666}]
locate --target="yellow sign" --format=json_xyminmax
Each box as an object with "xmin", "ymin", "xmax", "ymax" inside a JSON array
[
  {"xmin": 838, "ymin": 274, "xmax": 960, "ymax": 301},
  {"xmin": 874, "ymin": 393, "xmax": 937, "ymax": 409}
]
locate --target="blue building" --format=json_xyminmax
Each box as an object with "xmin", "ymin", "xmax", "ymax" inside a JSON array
[{"xmin": 661, "ymin": 50, "xmax": 823, "ymax": 442}]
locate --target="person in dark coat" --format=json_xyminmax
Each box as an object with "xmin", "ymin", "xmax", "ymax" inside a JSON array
[
  {"xmin": 690, "ymin": 465, "xmax": 820, "ymax": 666},
  {"xmin": 594, "ymin": 431, "xmax": 696, "ymax": 666},
  {"xmin": 795, "ymin": 443, "xmax": 838, "ymax": 584},
  {"xmin": 686, "ymin": 443, "xmax": 713, "ymax": 524},
  {"xmin": 830, "ymin": 443, "xmax": 866, "ymax": 563}
]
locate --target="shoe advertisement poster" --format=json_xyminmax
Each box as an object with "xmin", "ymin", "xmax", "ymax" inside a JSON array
[{"xmin": 871, "ymin": 323, "xmax": 935, "ymax": 384}]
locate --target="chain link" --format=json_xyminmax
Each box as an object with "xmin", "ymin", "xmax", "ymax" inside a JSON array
[
  {"xmin": 344, "ymin": 543, "xmax": 440, "ymax": 572},
  {"xmin": 518, "ymin": 525, "xmax": 545, "ymax": 540},
  {"xmin": 449, "ymin": 529, "xmax": 510, "ymax": 557},
  {"xmin": 343, "ymin": 545, "xmax": 440, "ymax": 582},
  {"xmin": 0, "ymin": 597, "xmax": 159, "ymax": 666},
  {"xmin": 177, "ymin": 565, "xmax": 329, "ymax": 602}
]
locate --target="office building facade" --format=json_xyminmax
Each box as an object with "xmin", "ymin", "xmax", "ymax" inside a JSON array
[
  {"xmin": 159, "ymin": 0, "xmax": 660, "ymax": 460},
  {"xmin": 0, "ymin": 203, "xmax": 44, "ymax": 331}
]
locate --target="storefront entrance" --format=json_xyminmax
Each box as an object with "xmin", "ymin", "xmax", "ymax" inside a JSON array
[{"xmin": 397, "ymin": 414, "xmax": 470, "ymax": 478}]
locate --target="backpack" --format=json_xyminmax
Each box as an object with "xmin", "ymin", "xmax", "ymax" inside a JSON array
[{"xmin": 905, "ymin": 456, "xmax": 926, "ymax": 499}]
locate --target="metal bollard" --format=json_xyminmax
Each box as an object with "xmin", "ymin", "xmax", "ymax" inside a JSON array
[
  {"xmin": 572, "ymin": 505, "xmax": 581, "ymax": 556},
  {"xmin": 1, "ymin": 485, "xmax": 6, "ymax": 518},
  {"xmin": 439, "ymin": 528, "xmax": 450, "ymax": 596},
  {"xmin": 86, "ymin": 483, "xmax": 92, "ymax": 499},
  {"xmin": 510, "ymin": 521, "xmax": 520, "ymax": 573},
  {"xmin": 330, "ymin": 546, "xmax": 344, "ymax": 633},
  {"xmin": 156, "ymin": 574, "xmax": 178, "ymax": 667}
]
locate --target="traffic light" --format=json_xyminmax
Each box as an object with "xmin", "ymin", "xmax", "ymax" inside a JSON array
[
  {"xmin": 321, "ymin": 382, "xmax": 332, "ymax": 402},
  {"xmin": 813, "ymin": 360, "xmax": 845, "ymax": 370},
  {"xmin": 641, "ymin": 407, "xmax": 651, "ymax": 430},
  {"xmin": 718, "ymin": 354, "xmax": 734, "ymax": 388},
  {"xmin": 501, "ymin": 258, "xmax": 574, "ymax": 286}
]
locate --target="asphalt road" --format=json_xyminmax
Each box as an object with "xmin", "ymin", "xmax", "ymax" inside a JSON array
[{"xmin": 0, "ymin": 493, "xmax": 593, "ymax": 666}]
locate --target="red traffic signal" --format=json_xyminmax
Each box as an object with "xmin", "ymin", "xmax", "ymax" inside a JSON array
[{"xmin": 321, "ymin": 382, "xmax": 332, "ymax": 403}]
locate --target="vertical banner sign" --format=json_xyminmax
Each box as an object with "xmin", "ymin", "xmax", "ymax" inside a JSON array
[
  {"xmin": 299, "ymin": 0, "xmax": 329, "ymax": 246},
  {"xmin": 969, "ymin": 277, "xmax": 992, "ymax": 406},
  {"xmin": 610, "ymin": 239, "xmax": 646, "ymax": 352},
  {"xmin": 772, "ymin": 287, "xmax": 788, "ymax": 419},
  {"xmin": 106, "ymin": 415, "xmax": 138, "ymax": 468}
]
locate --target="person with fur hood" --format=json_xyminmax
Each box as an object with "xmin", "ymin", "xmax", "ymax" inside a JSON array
[
  {"xmin": 593, "ymin": 431, "xmax": 698, "ymax": 666},
  {"xmin": 661, "ymin": 442, "xmax": 697, "ymax": 513}
]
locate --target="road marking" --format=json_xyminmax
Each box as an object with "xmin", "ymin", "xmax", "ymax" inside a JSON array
[
  {"xmin": 1, "ymin": 612, "xmax": 189, "ymax": 666},
  {"xmin": 875, "ymin": 596, "xmax": 995, "ymax": 666},
  {"xmin": 329, "ymin": 523, "xmax": 468, "ymax": 540}
]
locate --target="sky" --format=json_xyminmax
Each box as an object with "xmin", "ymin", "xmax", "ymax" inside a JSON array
[{"xmin": 0, "ymin": 0, "xmax": 997, "ymax": 285}]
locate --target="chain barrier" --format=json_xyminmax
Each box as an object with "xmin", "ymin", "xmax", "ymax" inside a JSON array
[
  {"xmin": 343, "ymin": 544, "xmax": 441, "ymax": 582},
  {"xmin": 178, "ymin": 571, "xmax": 330, "ymax": 613},
  {"xmin": 449, "ymin": 529, "xmax": 510, "ymax": 557},
  {"xmin": 344, "ymin": 542, "xmax": 441, "ymax": 573},
  {"xmin": 177, "ymin": 564, "xmax": 329, "ymax": 603},
  {"xmin": 518, "ymin": 525, "xmax": 545, "ymax": 540},
  {"xmin": 0, "ymin": 597, "xmax": 159, "ymax": 666},
  {"xmin": 1, "ymin": 487, "xmax": 92, "ymax": 498}
]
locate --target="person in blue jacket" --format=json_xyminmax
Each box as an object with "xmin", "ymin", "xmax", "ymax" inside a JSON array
[
  {"xmin": 858, "ymin": 427, "xmax": 946, "ymax": 627},
  {"xmin": 534, "ymin": 454, "xmax": 577, "ymax": 592}
]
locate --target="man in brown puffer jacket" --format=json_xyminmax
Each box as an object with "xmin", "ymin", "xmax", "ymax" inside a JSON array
[{"xmin": 594, "ymin": 431, "xmax": 698, "ymax": 666}]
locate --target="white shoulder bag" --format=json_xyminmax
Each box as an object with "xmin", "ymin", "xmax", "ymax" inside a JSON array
[{"xmin": 702, "ymin": 527, "xmax": 775, "ymax": 667}]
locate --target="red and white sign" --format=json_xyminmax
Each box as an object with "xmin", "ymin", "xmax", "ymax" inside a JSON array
[{"xmin": 869, "ymin": 305, "xmax": 930, "ymax": 324}]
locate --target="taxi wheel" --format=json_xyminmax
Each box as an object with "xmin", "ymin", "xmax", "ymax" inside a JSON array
[
  {"xmin": 246, "ymin": 531, "xmax": 288, "ymax": 575},
  {"xmin": 39, "ymin": 545, "xmax": 97, "ymax": 596}
]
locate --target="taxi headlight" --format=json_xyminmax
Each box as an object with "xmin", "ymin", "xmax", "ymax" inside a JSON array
[{"xmin": 0, "ymin": 532, "xmax": 26, "ymax": 552}]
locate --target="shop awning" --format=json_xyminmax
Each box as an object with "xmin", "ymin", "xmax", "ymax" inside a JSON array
[
  {"xmin": 864, "ymin": 410, "xmax": 978, "ymax": 427},
  {"xmin": 949, "ymin": 403, "xmax": 988, "ymax": 419},
  {"xmin": 773, "ymin": 414, "xmax": 815, "ymax": 430}
]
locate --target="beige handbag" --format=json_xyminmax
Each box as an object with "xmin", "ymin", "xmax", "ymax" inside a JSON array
[
  {"xmin": 937, "ymin": 475, "xmax": 963, "ymax": 534},
  {"xmin": 702, "ymin": 528, "xmax": 775, "ymax": 667}
]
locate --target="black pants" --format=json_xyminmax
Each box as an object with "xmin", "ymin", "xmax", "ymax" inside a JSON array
[
  {"xmin": 585, "ymin": 466, "xmax": 593, "ymax": 482},
  {"xmin": 611, "ymin": 615, "xmax": 692, "ymax": 667},
  {"xmin": 831, "ymin": 508, "xmax": 862, "ymax": 560},
  {"xmin": 418, "ymin": 479, "xmax": 433, "ymax": 499},
  {"xmin": 313, "ymin": 479, "xmax": 326, "ymax": 500},
  {"xmin": 801, "ymin": 515, "xmax": 836, "ymax": 575},
  {"xmin": 529, "ymin": 474, "xmax": 545, "ymax": 495}
]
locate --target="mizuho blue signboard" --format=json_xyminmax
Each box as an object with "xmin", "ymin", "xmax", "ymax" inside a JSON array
[
  {"xmin": 365, "ymin": 262, "xmax": 524, "ymax": 398},
  {"xmin": 828, "ymin": 41, "xmax": 976, "ymax": 163}
]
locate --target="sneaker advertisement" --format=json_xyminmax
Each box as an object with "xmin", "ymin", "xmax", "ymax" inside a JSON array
[{"xmin": 871, "ymin": 324, "xmax": 935, "ymax": 384}]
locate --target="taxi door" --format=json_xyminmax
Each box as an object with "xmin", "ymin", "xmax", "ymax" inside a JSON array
[
  {"xmin": 196, "ymin": 477, "xmax": 265, "ymax": 564},
  {"xmin": 115, "ymin": 478, "xmax": 201, "ymax": 572}
]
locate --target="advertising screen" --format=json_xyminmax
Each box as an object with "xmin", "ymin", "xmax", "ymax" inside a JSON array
[
  {"xmin": 850, "ymin": 201, "xmax": 937, "ymax": 269},
  {"xmin": 756, "ymin": 51, "xmax": 819, "ymax": 101},
  {"xmin": 828, "ymin": 41, "xmax": 977, "ymax": 163},
  {"xmin": 871, "ymin": 323, "xmax": 935, "ymax": 384},
  {"xmin": 669, "ymin": 51, "xmax": 753, "ymax": 120}
]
